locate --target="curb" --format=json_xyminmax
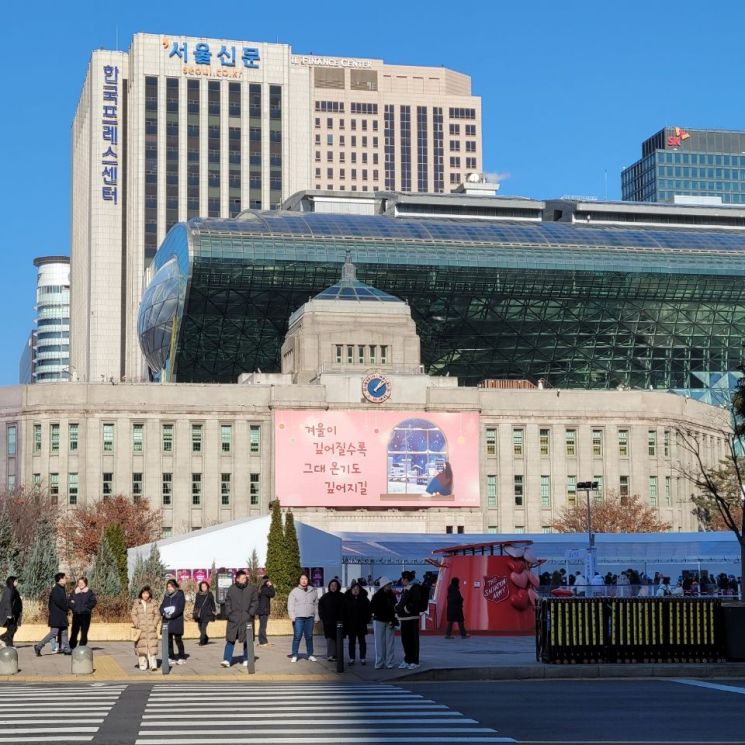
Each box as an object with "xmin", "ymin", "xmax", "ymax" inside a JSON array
[{"xmin": 391, "ymin": 662, "xmax": 745, "ymax": 682}]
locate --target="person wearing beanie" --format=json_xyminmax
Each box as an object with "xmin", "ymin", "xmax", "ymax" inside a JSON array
[
  {"xmin": 370, "ymin": 576, "xmax": 397, "ymax": 669},
  {"xmin": 0, "ymin": 576, "xmax": 22, "ymax": 648}
]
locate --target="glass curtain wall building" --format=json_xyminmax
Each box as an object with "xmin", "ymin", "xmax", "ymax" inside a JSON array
[
  {"xmin": 138, "ymin": 210, "xmax": 745, "ymax": 400},
  {"xmin": 622, "ymin": 127, "xmax": 745, "ymax": 204}
]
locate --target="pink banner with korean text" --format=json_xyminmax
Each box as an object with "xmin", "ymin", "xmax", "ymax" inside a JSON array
[{"xmin": 274, "ymin": 410, "xmax": 480, "ymax": 507}]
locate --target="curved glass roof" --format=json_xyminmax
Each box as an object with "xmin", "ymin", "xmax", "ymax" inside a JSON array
[
  {"xmin": 208, "ymin": 210, "xmax": 745, "ymax": 255},
  {"xmin": 314, "ymin": 253, "xmax": 400, "ymax": 302}
]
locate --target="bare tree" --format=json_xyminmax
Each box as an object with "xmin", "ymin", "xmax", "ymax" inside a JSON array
[{"xmin": 675, "ymin": 395, "xmax": 745, "ymax": 584}]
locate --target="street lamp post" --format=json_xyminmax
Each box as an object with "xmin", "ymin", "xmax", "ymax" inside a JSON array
[{"xmin": 577, "ymin": 480, "xmax": 599, "ymax": 585}]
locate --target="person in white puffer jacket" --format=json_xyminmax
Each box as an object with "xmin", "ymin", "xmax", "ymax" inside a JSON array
[{"xmin": 288, "ymin": 573, "xmax": 319, "ymax": 663}]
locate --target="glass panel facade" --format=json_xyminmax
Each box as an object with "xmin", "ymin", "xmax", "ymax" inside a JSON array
[
  {"xmin": 417, "ymin": 106, "xmax": 428, "ymax": 192},
  {"xmin": 384, "ymin": 105, "xmax": 395, "ymax": 190},
  {"xmin": 228, "ymin": 82, "xmax": 241, "ymax": 217},
  {"xmin": 208, "ymin": 81, "xmax": 221, "ymax": 217},
  {"xmin": 249, "ymin": 84, "xmax": 261, "ymax": 209},
  {"xmin": 166, "ymin": 77, "xmax": 179, "ymax": 232},
  {"xmin": 433, "ymin": 107, "xmax": 444, "ymax": 193},
  {"xmin": 139, "ymin": 212, "xmax": 745, "ymax": 392},
  {"xmin": 187, "ymin": 79, "xmax": 200, "ymax": 219},
  {"xmin": 400, "ymin": 105, "xmax": 411, "ymax": 192},
  {"xmin": 269, "ymin": 85, "xmax": 282, "ymax": 209}
]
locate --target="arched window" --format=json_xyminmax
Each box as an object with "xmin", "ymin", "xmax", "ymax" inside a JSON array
[{"xmin": 387, "ymin": 418, "xmax": 448, "ymax": 494}]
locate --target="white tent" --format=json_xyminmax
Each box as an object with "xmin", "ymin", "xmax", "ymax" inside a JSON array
[{"xmin": 127, "ymin": 515, "xmax": 342, "ymax": 583}]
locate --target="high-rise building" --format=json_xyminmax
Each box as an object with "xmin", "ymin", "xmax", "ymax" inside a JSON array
[
  {"xmin": 70, "ymin": 33, "xmax": 482, "ymax": 385},
  {"xmin": 622, "ymin": 127, "xmax": 745, "ymax": 204},
  {"xmin": 19, "ymin": 257, "xmax": 71, "ymax": 384}
]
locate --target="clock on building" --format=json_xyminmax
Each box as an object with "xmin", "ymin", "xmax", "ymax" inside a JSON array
[{"xmin": 362, "ymin": 372, "xmax": 392, "ymax": 403}]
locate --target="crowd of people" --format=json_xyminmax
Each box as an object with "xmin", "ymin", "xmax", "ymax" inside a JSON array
[
  {"xmin": 1, "ymin": 569, "xmax": 470, "ymax": 673},
  {"xmin": 539, "ymin": 567, "xmax": 742, "ymax": 598}
]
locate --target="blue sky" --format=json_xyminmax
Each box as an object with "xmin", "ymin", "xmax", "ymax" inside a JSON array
[{"xmin": 2, "ymin": 1, "xmax": 744, "ymax": 385}]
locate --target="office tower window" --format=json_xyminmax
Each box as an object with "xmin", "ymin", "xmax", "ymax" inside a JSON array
[
  {"xmin": 221, "ymin": 473, "xmax": 231, "ymax": 505},
  {"xmin": 514, "ymin": 475, "xmax": 524, "ymax": 506},
  {"xmin": 132, "ymin": 472, "xmax": 143, "ymax": 501},
  {"xmin": 449, "ymin": 124, "xmax": 460, "ymax": 135},
  {"xmin": 465, "ymin": 124, "xmax": 477, "ymax": 136},
  {"xmin": 192, "ymin": 473, "xmax": 202, "ymax": 505},
  {"xmin": 102, "ymin": 472, "xmax": 113, "ymax": 499},
  {"xmin": 250, "ymin": 425, "xmax": 261, "ymax": 454},
  {"xmin": 69, "ymin": 423, "xmax": 78, "ymax": 452},
  {"xmin": 50, "ymin": 423, "xmax": 60, "ymax": 453},
  {"xmin": 269, "ymin": 85, "xmax": 282, "ymax": 208},
  {"xmin": 384, "ymin": 105, "xmax": 395, "ymax": 189},
  {"xmin": 132, "ymin": 423, "xmax": 144, "ymax": 452},
  {"xmin": 6, "ymin": 426, "xmax": 15, "ymax": 456},
  {"xmin": 540, "ymin": 475, "xmax": 551, "ymax": 507},
  {"xmin": 192, "ymin": 424, "xmax": 202, "ymax": 453},
  {"xmin": 33, "ymin": 423, "xmax": 41, "ymax": 453},
  {"xmin": 539, "ymin": 428, "xmax": 550, "ymax": 456},
  {"xmin": 165, "ymin": 77, "xmax": 179, "ymax": 231},
  {"xmin": 567, "ymin": 475, "xmax": 577, "ymax": 506},
  {"xmin": 619, "ymin": 475, "xmax": 629, "ymax": 497},
  {"xmin": 618, "ymin": 429, "xmax": 629, "ymax": 456},
  {"xmin": 485, "ymin": 427, "xmax": 497, "ymax": 456},
  {"xmin": 250, "ymin": 473, "xmax": 260, "ymax": 505},
  {"xmin": 162, "ymin": 424, "xmax": 173, "ymax": 453},
  {"xmin": 433, "ymin": 107, "xmax": 443, "ymax": 192},
  {"xmin": 417, "ymin": 106, "xmax": 428, "ymax": 192},
  {"xmin": 68, "ymin": 473, "xmax": 78, "ymax": 506},
  {"xmin": 208, "ymin": 81, "xmax": 221, "ymax": 217},
  {"xmin": 592, "ymin": 429, "xmax": 603, "ymax": 456},
  {"xmin": 648, "ymin": 430, "xmax": 657, "ymax": 456},
  {"xmin": 400, "ymin": 105, "xmax": 411, "ymax": 191},
  {"xmin": 187, "ymin": 79, "xmax": 200, "ymax": 218},
  {"xmin": 103, "ymin": 423, "xmax": 114, "ymax": 453},
  {"xmin": 486, "ymin": 474, "xmax": 497, "ymax": 507},
  {"xmin": 144, "ymin": 76, "xmax": 158, "ymax": 258},
  {"xmin": 221, "ymin": 424, "xmax": 232, "ymax": 453},
  {"xmin": 565, "ymin": 429, "xmax": 576, "ymax": 457},
  {"xmin": 512, "ymin": 428, "xmax": 524, "ymax": 457},
  {"xmin": 228, "ymin": 82, "xmax": 241, "ymax": 216},
  {"xmin": 162, "ymin": 472, "xmax": 172, "ymax": 505}
]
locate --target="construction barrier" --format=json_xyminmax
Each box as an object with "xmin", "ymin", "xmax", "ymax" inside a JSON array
[{"xmin": 536, "ymin": 597, "xmax": 725, "ymax": 664}]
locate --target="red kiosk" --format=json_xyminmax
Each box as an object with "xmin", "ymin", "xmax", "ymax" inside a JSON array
[{"xmin": 425, "ymin": 539, "xmax": 540, "ymax": 634}]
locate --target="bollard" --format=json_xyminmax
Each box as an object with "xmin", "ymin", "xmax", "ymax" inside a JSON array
[
  {"xmin": 336, "ymin": 622, "xmax": 344, "ymax": 674},
  {"xmin": 71, "ymin": 646, "xmax": 93, "ymax": 675},
  {"xmin": 245, "ymin": 621, "xmax": 255, "ymax": 675},
  {"xmin": 161, "ymin": 620, "xmax": 170, "ymax": 675},
  {"xmin": 0, "ymin": 646, "xmax": 18, "ymax": 675}
]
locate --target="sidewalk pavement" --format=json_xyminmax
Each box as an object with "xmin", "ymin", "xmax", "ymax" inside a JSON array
[{"xmin": 2, "ymin": 634, "xmax": 745, "ymax": 683}]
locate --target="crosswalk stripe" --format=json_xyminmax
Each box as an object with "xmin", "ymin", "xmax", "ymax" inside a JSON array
[
  {"xmin": 0, "ymin": 739, "xmax": 93, "ymax": 743},
  {"xmin": 135, "ymin": 739, "xmax": 515, "ymax": 744},
  {"xmin": 0, "ymin": 719, "xmax": 105, "ymax": 725},
  {"xmin": 142, "ymin": 711, "xmax": 461, "ymax": 719},
  {"xmin": 141, "ymin": 718, "xmax": 480, "ymax": 726}
]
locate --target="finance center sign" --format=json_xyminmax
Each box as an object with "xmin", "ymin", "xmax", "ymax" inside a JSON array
[
  {"xmin": 291, "ymin": 55, "xmax": 373, "ymax": 69},
  {"xmin": 162, "ymin": 37, "xmax": 260, "ymax": 79}
]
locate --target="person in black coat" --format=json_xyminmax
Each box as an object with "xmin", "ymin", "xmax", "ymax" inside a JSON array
[
  {"xmin": 343, "ymin": 581, "xmax": 371, "ymax": 665},
  {"xmin": 0, "ymin": 576, "xmax": 22, "ymax": 648},
  {"xmin": 192, "ymin": 581, "xmax": 216, "ymax": 646},
  {"xmin": 318, "ymin": 578, "xmax": 344, "ymax": 661},
  {"xmin": 445, "ymin": 576, "xmax": 469, "ymax": 639},
  {"xmin": 256, "ymin": 576, "xmax": 276, "ymax": 646},
  {"xmin": 220, "ymin": 570, "xmax": 259, "ymax": 667},
  {"xmin": 34, "ymin": 572, "xmax": 71, "ymax": 656},
  {"xmin": 68, "ymin": 576, "xmax": 97, "ymax": 649},
  {"xmin": 160, "ymin": 579, "xmax": 186, "ymax": 663}
]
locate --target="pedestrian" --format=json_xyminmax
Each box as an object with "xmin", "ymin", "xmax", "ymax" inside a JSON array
[
  {"xmin": 318, "ymin": 578, "xmax": 345, "ymax": 661},
  {"xmin": 68, "ymin": 577, "xmax": 97, "ymax": 649},
  {"xmin": 192, "ymin": 581, "xmax": 216, "ymax": 646},
  {"xmin": 444, "ymin": 577, "xmax": 469, "ymax": 639},
  {"xmin": 34, "ymin": 572, "xmax": 71, "ymax": 656},
  {"xmin": 0, "ymin": 576, "xmax": 22, "ymax": 648},
  {"xmin": 343, "ymin": 581, "xmax": 371, "ymax": 665},
  {"xmin": 131, "ymin": 585, "xmax": 160, "ymax": 672},
  {"xmin": 220, "ymin": 570, "xmax": 259, "ymax": 668},
  {"xmin": 256, "ymin": 576, "xmax": 276, "ymax": 647},
  {"xmin": 395, "ymin": 570, "xmax": 422, "ymax": 670},
  {"xmin": 288, "ymin": 572, "xmax": 319, "ymax": 663},
  {"xmin": 371, "ymin": 576, "xmax": 397, "ymax": 669},
  {"xmin": 159, "ymin": 579, "xmax": 186, "ymax": 665}
]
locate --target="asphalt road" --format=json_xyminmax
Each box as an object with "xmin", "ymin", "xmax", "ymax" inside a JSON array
[
  {"xmin": 0, "ymin": 678, "xmax": 743, "ymax": 744},
  {"xmin": 402, "ymin": 679, "xmax": 745, "ymax": 744}
]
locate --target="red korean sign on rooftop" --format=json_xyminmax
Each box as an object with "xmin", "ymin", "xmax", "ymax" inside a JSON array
[{"xmin": 273, "ymin": 410, "xmax": 480, "ymax": 508}]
